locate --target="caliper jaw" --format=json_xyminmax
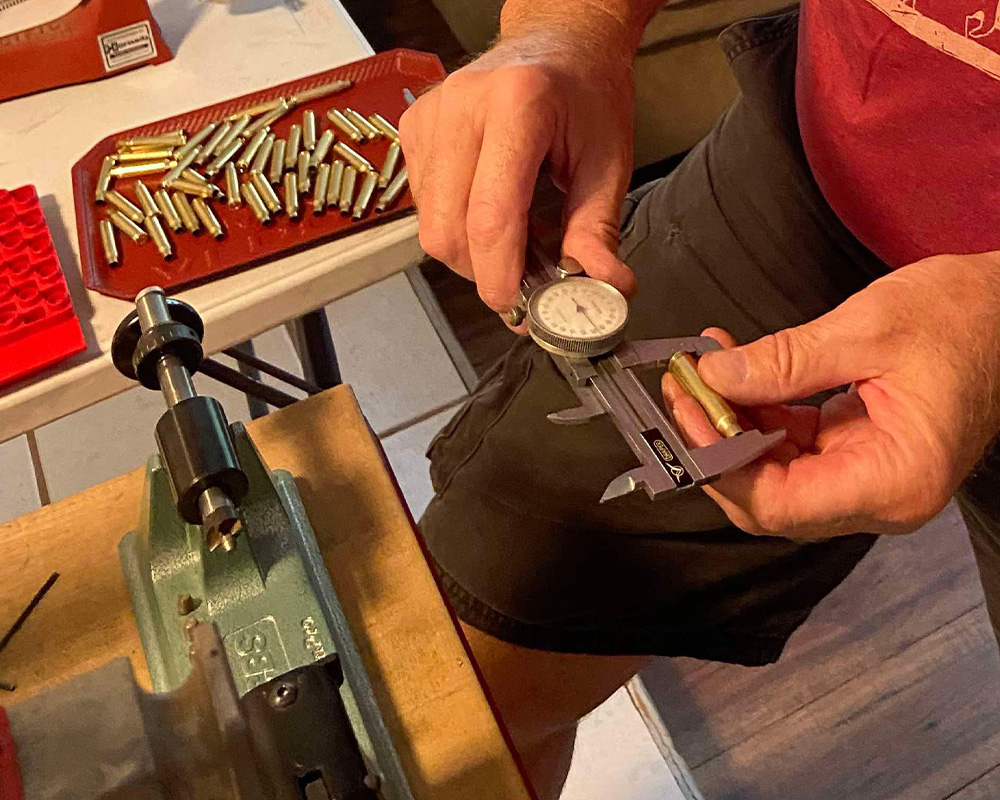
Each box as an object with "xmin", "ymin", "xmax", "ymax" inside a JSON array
[{"xmin": 546, "ymin": 336, "xmax": 786, "ymax": 503}]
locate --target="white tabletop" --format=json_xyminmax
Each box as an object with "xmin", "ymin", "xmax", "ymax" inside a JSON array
[{"xmin": 0, "ymin": 0, "xmax": 422, "ymax": 443}]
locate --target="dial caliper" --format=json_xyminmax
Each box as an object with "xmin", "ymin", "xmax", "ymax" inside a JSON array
[{"xmin": 509, "ymin": 246, "xmax": 786, "ymax": 502}]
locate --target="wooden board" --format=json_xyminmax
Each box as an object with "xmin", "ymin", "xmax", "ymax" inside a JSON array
[{"xmin": 0, "ymin": 386, "xmax": 532, "ymax": 800}]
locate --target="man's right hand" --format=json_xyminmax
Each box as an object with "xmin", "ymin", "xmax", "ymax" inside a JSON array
[{"xmin": 399, "ymin": 31, "xmax": 639, "ymax": 315}]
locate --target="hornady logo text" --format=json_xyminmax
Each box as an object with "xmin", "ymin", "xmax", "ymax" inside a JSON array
[
  {"xmin": 104, "ymin": 32, "xmax": 149, "ymax": 58},
  {"xmin": 640, "ymin": 429, "xmax": 694, "ymax": 487},
  {"xmin": 98, "ymin": 21, "xmax": 157, "ymax": 72},
  {"xmin": 653, "ymin": 438, "xmax": 674, "ymax": 463}
]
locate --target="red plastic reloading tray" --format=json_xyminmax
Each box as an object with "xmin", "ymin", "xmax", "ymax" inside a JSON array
[
  {"xmin": 72, "ymin": 49, "xmax": 445, "ymax": 301},
  {"xmin": 0, "ymin": 186, "xmax": 86, "ymax": 387}
]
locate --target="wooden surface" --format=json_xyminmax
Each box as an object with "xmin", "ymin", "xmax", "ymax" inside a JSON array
[
  {"xmin": 0, "ymin": 0, "xmax": 423, "ymax": 442},
  {"xmin": 0, "ymin": 386, "xmax": 531, "ymax": 800},
  {"xmin": 642, "ymin": 503, "xmax": 1000, "ymax": 799}
]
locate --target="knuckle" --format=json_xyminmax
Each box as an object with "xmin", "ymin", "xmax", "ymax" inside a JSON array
[
  {"xmin": 466, "ymin": 199, "xmax": 509, "ymax": 250},
  {"xmin": 761, "ymin": 328, "xmax": 810, "ymax": 396},
  {"xmin": 477, "ymin": 281, "xmax": 513, "ymax": 312},
  {"xmin": 418, "ymin": 224, "xmax": 455, "ymax": 264}
]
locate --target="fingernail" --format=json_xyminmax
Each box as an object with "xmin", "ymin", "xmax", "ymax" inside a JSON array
[{"xmin": 699, "ymin": 349, "xmax": 748, "ymax": 388}]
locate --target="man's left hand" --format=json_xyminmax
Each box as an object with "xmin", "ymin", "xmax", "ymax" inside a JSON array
[{"xmin": 664, "ymin": 252, "xmax": 1000, "ymax": 539}]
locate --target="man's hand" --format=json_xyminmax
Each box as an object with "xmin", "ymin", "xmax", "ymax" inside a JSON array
[
  {"xmin": 663, "ymin": 252, "xmax": 1000, "ymax": 539},
  {"xmin": 399, "ymin": 28, "xmax": 638, "ymax": 314}
]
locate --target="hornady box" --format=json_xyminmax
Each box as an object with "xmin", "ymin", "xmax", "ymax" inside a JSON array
[{"xmin": 0, "ymin": 0, "xmax": 172, "ymax": 103}]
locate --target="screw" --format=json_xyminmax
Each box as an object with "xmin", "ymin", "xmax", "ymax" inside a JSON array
[{"xmin": 268, "ymin": 681, "xmax": 298, "ymax": 708}]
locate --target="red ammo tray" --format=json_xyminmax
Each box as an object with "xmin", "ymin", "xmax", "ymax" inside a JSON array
[
  {"xmin": 73, "ymin": 49, "xmax": 445, "ymax": 301},
  {"xmin": 0, "ymin": 186, "xmax": 86, "ymax": 387}
]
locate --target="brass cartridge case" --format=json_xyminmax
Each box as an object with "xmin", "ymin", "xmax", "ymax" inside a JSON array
[
  {"xmin": 154, "ymin": 189, "xmax": 184, "ymax": 232},
  {"xmin": 172, "ymin": 191, "xmax": 202, "ymax": 234},
  {"xmin": 197, "ymin": 122, "xmax": 233, "ymax": 165},
  {"xmin": 204, "ymin": 139, "xmax": 241, "ymax": 177},
  {"xmin": 302, "ymin": 110, "xmax": 317, "ymax": 151},
  {"xmin": 250, "ymin": 171, "xmax": 282, "ymax": 214},
  {"xmin": 99, "ymin": 219, "xmax": 119, "ymax": 267},
  {"xmin": 309, "ymin": 129, "xmax": 335, "ymax": 170},
  {"xmin": 162, "ymin": 146, "xmax": 202, "ymax": 185},
  {"xmin": 667, "ymin": 352, "xmax": 743, "ymax": 438},
  {"xmin": 245, "ymin": 101, "xmax": 289, "ymax": 139},
  {"xmin": 376, "ymin": 166, "xmax": 409, "ymax": 212},
  {"xmin": 313, "ymin": 163, "xmax": 330, "ymax": 214},
  {"xmin": 327, "ymin": 159, "xmax": 345, "ymax": 207},
  {"xmin": 95, "ymin": 155, "xmax": 115, "ymax": 204},
  {"xmin": 332, "ymin": 142, "xmax": 374, "ymax": 174},
  {"xmin": 378, "ymin": 142, "xmax": 401, "ymax": 189},
  {"xmin": 236, "ymin": 128, "xmax": 270, "ymax": 171},
  {"xmin": 327, "ymin": 109, "xmax": 364, "ymax": 143},
  {"xmin": 217, "ymin": 115, "xmax": 251, "ymax": 151},
  {"xmin": 283, "ymin": 172, "xmax": 300, "ymax": 219},
  {"xmin": 108, "ymin": 210, "xmax": 148, "ymax": 244},
  {"xmin": 183, "ymin": 169, "xmax": 209, "ymax": 184},
  {"xmin": 175, "ymin": 122, "xmax": 217, "ymax": 161},
  {"xmin": 289, "ymin": 79, "xmax": 352, "ymax": 106},
  {"xmin": 251, "ymin": 133, "xmax": 275, "ymax": 175},
  {"xmin": 105, "ymin": 190, "xmax": 145, "ymax": 224},
  {"xmin": 368, "ymin": 113, "xmax": 400, "ymax": 144},
  {"xmin": 191, "ymin": 197, "xmax": 224, "ymax": 240},
  {"xmin": 339, "ymin": 166, "xmax": 357, "ymax": 215},
  {"xmin": 117, "ymin": 131, "xmax": 186, "ymax": 151},
  {"xmin": 353, "ymin": 172, "xmax": 378, "ymax": 220},
  {"xmin": 240, "ymin": 182, "xmax": 271, "ymax": 225},
  {"xmin": 229, "ymin": 96, "xmax": 286, "ymax": 121},
  {"xmin": 296, "ymin": 151, "xmax": 311, "ymax": 194},
  {"xmin": 285, "ymin": 124, "xmax": 302, "ymax": 170},
  {"xmin": 166, "ymin": 178, "xmax": 222, "ymax": 199},
  {"xmin": 224, "ymin": 163, "xmax": 242, "ymax": 208},
  {"xmin": 269, "ymin": 139, "xmax": 287, "ymax": 185},
  {"xmin": 134, "ymin": 181, "xmax": 159, "ymax": 217},
  {"xmin": 110, "ymin": 159, "xmax": 176, "ymax": 178},
  {"xmin": 116, "ymin": 148, "xmax": 175, "ymax": 163},
  {"xmin": 344, "ymin": 108, "xmax": 381, "ymax": 141},
  {"xmin": 145, "ymin": 215, "xmax": 173, "ymax": 260}
]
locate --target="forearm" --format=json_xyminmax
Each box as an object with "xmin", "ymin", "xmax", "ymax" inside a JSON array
[{"xmin": 499, "ymin": 0, "xmax": 661, "ymax": 59}]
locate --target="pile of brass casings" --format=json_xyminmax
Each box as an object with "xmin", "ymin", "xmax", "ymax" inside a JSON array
[{"xmin": 93, "ymin": 78, "xmax": 411, "ymax": 270}]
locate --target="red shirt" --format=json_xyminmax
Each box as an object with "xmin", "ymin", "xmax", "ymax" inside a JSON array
[{"xmin": 797, "ymin": 0, "xmax": 1000, "ymax": 268}]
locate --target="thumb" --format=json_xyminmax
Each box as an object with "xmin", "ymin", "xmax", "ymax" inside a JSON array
[
  {"xmin": 698, "ymin": 318, "xmax": 867, "ymax": 405},
  {"xmin": 560, "ymin": 158, "xmax": 637, "ymax": 297}
]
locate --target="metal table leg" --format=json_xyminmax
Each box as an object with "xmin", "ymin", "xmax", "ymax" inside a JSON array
[{"xmin": 294, "ymin": 309, "xmax": 342, "ymax": 389}]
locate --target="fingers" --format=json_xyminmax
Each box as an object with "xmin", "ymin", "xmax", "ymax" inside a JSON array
[{"xmin": 466, "ymin": 86, "xmax": 553, "ymax": 312}]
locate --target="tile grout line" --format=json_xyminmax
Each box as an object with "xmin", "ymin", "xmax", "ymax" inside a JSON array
[
  {"xmin": 24, "ymin": 430, "xmax": 51, "ymax": 506},
  {"xmin": 377, "ymin": 396, "xmax": 466, "ymax": 440}
]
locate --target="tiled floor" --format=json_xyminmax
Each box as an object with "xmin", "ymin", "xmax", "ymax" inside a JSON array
[{"xmin": 0, "ymin": 271, "xmax": 683, "ymax": 800}]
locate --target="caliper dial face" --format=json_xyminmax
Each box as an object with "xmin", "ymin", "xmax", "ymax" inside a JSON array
[{"xmin": 527, "ymin": 276, "xmax": 629, "ymax": 358}]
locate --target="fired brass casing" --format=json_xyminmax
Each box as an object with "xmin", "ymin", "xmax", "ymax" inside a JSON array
[
  {"xmin": 175, "ymin": 122, "xmax": 217, "ymax": 161},
  {"xmin": 313, "ymin": 163, "xmax": 331, "ymax": 214},
  {"xmin": 237, "ymin": 128, "xmax": 270, "ymax": 171},
  {"xmin": 167, "ymin": 178, "xmax": 222, "ymax": 199},
  {"xmin": 154, "ymin": 189, "xmax": 184, "ymax": 232},
  {"xmin": 134, "ymin": 181, "xmax": 159, "ymax": 217},
  {"xmin": 162, "ymin": 146, "xmax": 203, "ymax": 185},
  {"xmin": 99, "ymin": 219, "xmax": 119, "ymax": 267},
  {"xmin": 289, "ymin": 79, "xmax": 352, "ymax": 106},
  {"xmin": 378, "ymin": 142, "xmax": 402, "ymax": 189},
  {"xmin": 117, "ymin": 131, "xmax": 186, "ymax": 151},
  {"xmin": 327, "ymin": 109, "xmax": 364, "ymax": 143},
  {"xmin": 344, "ymin": 108, "xmax": 381, "ymax": 141},
  {"xmin": 95, "ymin": 155, "xmax": 115, "ymax": 203},
  {"xmin": 108, "ymin": 210, "xmax": 148, "ymax": 244},
  {"xmin": 667, "ymin": 352, "xmax": 743, "ymax": 438},
  {"xmin": 285, "ymin": 124, "xmax": 302, "ymax": 170},
  {"xmin": 332, "ymin": 142, "xmax": 373, "ymax": 174},
  {"xmin": 224, "ymin": 163, "xmax": 241, "ymax": 208},
  {"xmin": 191, "ymin": 197, "xmax": 224, "ymax": 240},
  {"xmin": 145, "ymin": 215, "xmax": 173, "ymax": 260},
  {"xmin": 283, "ymin": 172, "xmax": 300, "ymax": 219},
  {"xmin": 245, "ymin": 102, "xmax": 289, "ymax": 139},
  {"xmin": 110, "ymin": 159, "xmax": 176, "ymax": 178},
  {"xmin": 368, "ymin": 113, "xmax": 400, "ymax": 144},
  {"xmin": 183, "ymin": 169, "xmax": 208, "ymax": 185},
  {"xmin": 229, "ymin": 96, "xmax": 285, "ymax": 121},
  {"xmin": 197, "ymin": 122, "xmax": 233, "ymax": 165},
  {"xmin": 240, "ymin": 181, "xmax": 271, "ymax": 224},
  {"xmin": 296, "ymin": 151, "xmax": 311, "ymax": 194},
  {"xmin": 105, "ymin": 190, "xmax": 145, "ymax": 224},
  {"xmin": 353, "ymin": 172, "xmax": 378, "ymax": 220},
  {"xmin": 172, "ymin": 191, "xmax": 202, "ymax": 234},
  {"xmin": 250, "ymin": 171, "xmax": 282, "ymax": 214},
  {"xmin": 116, "ymin": 148, "xmax": 175, "ymax": 163},
  {"xmin": 302, "ymin": 110, "xmax": 317, "ymax": 151},
  {"xmin": 205, "ymin": 139, "xmax": 242, "ymax": 177},
  {"xmin": 217, "ymin": 115, "xmax": 251, "ymax": 151},
  {"xmin": 251, "ymin": 134, "xmax": 275, "ymax": 176},
  {"xmin": 339, "ymin": 166, "xmax": 357, "ymax": 215},
  {"xmin": 327, "ymin": 159, "xmax": 345, "ymax": 207},
  {"xmin": 376, "ymin": 166, "xmax": 408, "ymax": 212},
  {"xmin": 309, "ymin": 129, "xmax": 335, "ymax": 170},
  {"xmin": 269, "ymin": 139, "xmax": 287, "ymax": 185}
]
